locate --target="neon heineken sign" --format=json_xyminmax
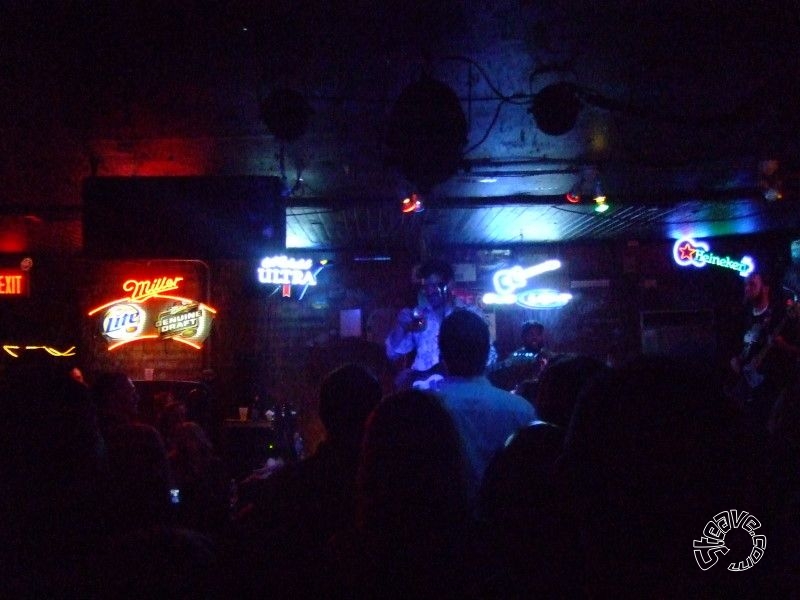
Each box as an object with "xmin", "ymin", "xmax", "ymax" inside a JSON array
[{"xmin": 673, "ymin": 238, "xmax": 755, "ymax": 277}]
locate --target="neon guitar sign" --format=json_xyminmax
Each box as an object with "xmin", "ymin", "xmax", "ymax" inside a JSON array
[
  {"xmin": 484, "ymin": 259, "xmax": 571, "ymax": 308},
  {"xmin": 492, "ymin": 259, "xmax": 562, "ymax": 295},
  {"xmin": 672, "ymin": 238, "xmax": 754, "ymax": 277}
]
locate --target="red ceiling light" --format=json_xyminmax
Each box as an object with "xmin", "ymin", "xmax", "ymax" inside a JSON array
[{"xmin": 401, "ymin": 193, "xmax": 424, "ymax": 214}]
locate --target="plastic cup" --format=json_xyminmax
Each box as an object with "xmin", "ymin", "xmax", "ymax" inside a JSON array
[{"xmin": 408, "ymin": 309, "xmax": 426, "ymax": 332}]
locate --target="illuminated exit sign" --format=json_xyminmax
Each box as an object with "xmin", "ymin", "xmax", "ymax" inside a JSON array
[{"xmin": 0, "ymin": 271, "xmax": 28, "ymax": 296}]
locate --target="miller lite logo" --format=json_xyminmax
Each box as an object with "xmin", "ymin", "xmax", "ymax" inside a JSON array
[
  {"xmin": 89, "ymin": 274, "xmax": 217, "ymax": 351},
  {"xmin": 101, "ymin": 304, "xmax": 146, "ymax": 341}
]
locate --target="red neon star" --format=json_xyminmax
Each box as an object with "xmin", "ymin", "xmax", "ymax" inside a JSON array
[{"xmin": 679, "ymin": 242, "xmax": 697, "ymax": 260}]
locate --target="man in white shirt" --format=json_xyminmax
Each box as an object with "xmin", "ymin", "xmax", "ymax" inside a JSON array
[
  {"xmin": 434, "ymin": 309, "xmax": 538, "ymax": 505},
  {"xmin": 385, "ymin": 258, "xmax": 495, "ymax": 390}
]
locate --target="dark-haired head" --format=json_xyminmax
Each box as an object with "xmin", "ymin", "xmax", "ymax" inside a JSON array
[
  {"xmin": 520, "ymin": 320, "xmax": 544, "ymax": 337},
  {"xmin": 356, "ymin": 389, "xmax": 469, "ymax": 534},
  {"xmin": 535, "ymin": 354, "xmax": 607, "ymax": 428},
  {"xmin": 92, "ymin": 372, "xmax": 139, "ymax": 432},
  {"xmin": 319, "ymin": 363, "xmax": 382, "ymax": 446},
  {"xmin": 439, "ymin": 309, "xmax": 490, "ymax": 377},
  {"xmin": 416, "ymin": 258, "xmax": 454, "ymax": 283},
  {"xmin": 563, "ymin": 353, "xmax": 767, "ymax": 592}
]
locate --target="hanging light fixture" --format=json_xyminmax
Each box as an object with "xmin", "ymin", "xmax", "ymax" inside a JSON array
[
  {"xmin": 593, "ymin": 180, "xmax": 609, "ymax": 213},
  {"xmin": 401, "ymin": 192, "xmax": 425, "ymax": 214},
  {"xmin": 565, "ymin": 173, "xmax": 583, "ymax": 204}
]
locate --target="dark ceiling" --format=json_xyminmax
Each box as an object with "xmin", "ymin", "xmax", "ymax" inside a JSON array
[{"xmin": 2, "ymin": 1, "xmax": 800, "ymax": 253}]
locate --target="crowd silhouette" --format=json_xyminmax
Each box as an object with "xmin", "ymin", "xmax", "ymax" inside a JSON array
[{"xmin": 2, "ymin": 313, "xmax": 799, "ymax": 597}]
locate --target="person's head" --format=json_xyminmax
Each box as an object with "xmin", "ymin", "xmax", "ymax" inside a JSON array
[
  {"xmin": 520, "ymin": 320, "xmax": 545, "ymax": 351},
  {"xmin": 158, "ymin": 401, "xmax": 187, "ymax": 447},
  {"xmin": 93, "ymin": 372, "xmax": 139, "ymax": 428},
  {"xmin": 68, "ymin": 366, "xmax": 87, "ymax": 386},
  {"xmin": 170, "ymin": 420, "xmax": 215, "ymax": 462},
  {"xmin": 105, "ymin": 423, "xmax": 172, "ymax": 530},
  {"xmin": 744, "ymin": 271, "xmax": 770, "ymax": 306},
  {"xmin": 535, "ymin": 354, "xmax": 607, "ymax": 428},
  {"xmin": 479, "ymin": 420, "xmax": 565, "ymax": 528},
  {"xmin": 319, "ymin": 363, "xmax": 383, "ymax": 446},
  {"xmin": 356, "ymin": 389, "xmax": 469, "ymax": 533},
  {"xmin": 439, "ymin": 309, "xmax": 490, "ymax": 377},
  {"xmin": 416, "ymin": 258, "xmax": 454, "ymax": 309},
  {"xmin": 563, "ymin": 353, "xmax": 766, "ymax": 593}
]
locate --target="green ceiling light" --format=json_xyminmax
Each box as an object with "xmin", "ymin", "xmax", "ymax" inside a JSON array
[
  {"xmin": 259, "ymin": 88, "xmax": 314, "ymax": 142},
  {"xmin": 529, "ymin": 82, "xmax": 582, "ymax": 136},
  {"xmin": 593, "ymin": 179, "xmax": 609, "ymax": 213},
  {"xmin": 385, "ymin": 74, "xmax": 468, "ymax": 193}
]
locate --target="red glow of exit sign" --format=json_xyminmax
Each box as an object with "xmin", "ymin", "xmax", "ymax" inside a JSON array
[{"xmin": 0, "ymin": 271, "xmax": 29, "ymax": 296}]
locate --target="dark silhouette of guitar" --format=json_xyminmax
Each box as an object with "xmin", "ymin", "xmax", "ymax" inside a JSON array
[
  {"xmin": 740, "ymin": 312, "xmax": 793, "ymax": 389},
  {"xmin": 734, "ymin": 292, "xmax": 798, "ymax": 395}
]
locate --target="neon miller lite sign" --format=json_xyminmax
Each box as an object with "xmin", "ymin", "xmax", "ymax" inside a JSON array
[{"xmin": 88, "ymin": 275, "xmax": 216, "ymax": 351}]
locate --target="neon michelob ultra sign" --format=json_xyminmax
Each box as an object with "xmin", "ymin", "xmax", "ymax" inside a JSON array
[
  {"xmin": 88, "ymin": 276, "xmax": 217, "ymax": 351},
  {"xmin": 483, "ymin": 260, "xmax": 572, "ymax": 308},
  {"xmin": 257, "ymin": 255, "xmax": 327, "ymax": 299},
  {"xmin": 673, "ymin": 238, "xmax": 755, "ymax": 277}
]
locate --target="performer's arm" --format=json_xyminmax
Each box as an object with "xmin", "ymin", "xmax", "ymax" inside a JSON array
[{"xmin": 385, "ymin": 307, "xmax": 416, "ymax": 360}]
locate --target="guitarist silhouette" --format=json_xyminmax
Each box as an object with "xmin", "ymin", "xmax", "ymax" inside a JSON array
[{"xmin": 730, "ymin": 271, "xmax": 800, "ymax": 427}]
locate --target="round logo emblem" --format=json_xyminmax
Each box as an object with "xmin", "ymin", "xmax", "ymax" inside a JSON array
[
  {"xmin": 101, "ymin": 304, "xmax": 146, "ymax": 341},
  {"xmin": 693, "ymin": 510, "xmax": 766, "ymax": 571}
]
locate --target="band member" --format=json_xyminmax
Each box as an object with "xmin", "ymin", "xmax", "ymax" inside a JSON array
[
  {"xmin": 385, "ymin": 258, "xmax": 495, "ymax": 390},
  {"xmin": 511, "ymin": 320, "xmax": 549, "ymax": 364},
  {"xmin": 488, "ymin": 320, "xmax": 550, "ymax": 391},
  {"xmin": 730, "ymin": 270, "xmax": 800, "ymax": 428},
  {"xmin": 434, "ymin": 309, "xmax": 538, "ymax": 506}
]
